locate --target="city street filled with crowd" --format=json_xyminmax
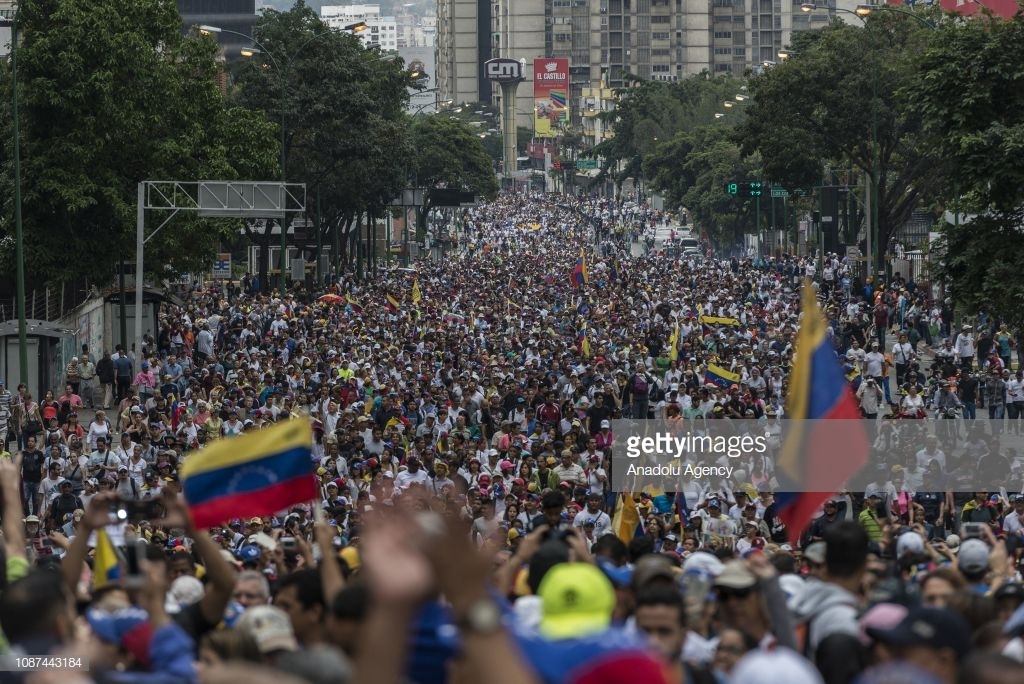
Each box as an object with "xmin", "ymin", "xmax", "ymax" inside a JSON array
[{"xmin": 0, "ymin": 191, "xmax": 1021, "ymax": 684}]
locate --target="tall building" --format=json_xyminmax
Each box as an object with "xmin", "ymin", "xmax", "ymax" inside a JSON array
[
  {"xmin": 321, "ymin": 4, "xmax": 399, "ymax": 51},
  {"xmin": 492, "ymin": 0, "xmax": 546, "ymax": 130},
  {"xmin": 177, "ymin": 0, "xmax": 257, "ymax": 53},
  {"xmin": 436, "ymin": 0, "xmax": 493, "ymax": 106}
]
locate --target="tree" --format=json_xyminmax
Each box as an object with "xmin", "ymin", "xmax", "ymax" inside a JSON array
[
  {"xmin": 645, "ymin": 125, "xmax": 762, "ymax": 252},
  {"xmin": 230, "ymin": 1, "xmax": 413, "ymax": 275},
  {"xmin": 737, "ymin": 15, "xmax": 943, "ymax": 254},
  {"xmin": 408, "ymin": 115, "xmax": 499, "ymax": 239},
  {"xmin": 0, "ymin": 0, "xmax": 278, "ymax": 288},
  {"xmin": 903, "ymin": 13, "xmax": 1024, "ymax": 325},
  {"xmin": 590, "ymin": 72, "xmax": 746, "ymax": 189}
]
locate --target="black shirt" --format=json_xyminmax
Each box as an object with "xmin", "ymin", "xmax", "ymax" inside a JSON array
[{"xmin": 21, "ymin": 450, "xmax": 44, "ymax": 483}]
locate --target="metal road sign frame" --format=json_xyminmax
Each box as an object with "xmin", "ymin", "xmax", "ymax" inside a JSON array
[{"xmin": 135, "ymin": 180, "xmax": 306, "ymax": 355}]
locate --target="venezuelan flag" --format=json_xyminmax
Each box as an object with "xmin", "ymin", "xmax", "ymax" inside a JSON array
[
  {"xmin": 385, "ymin": 294, "xmax": 400, "ymax": 313},
  {"xmin": 775, "ymin": 282, "xmax": 869, "ymax": 538},
  {"xmin": 578, "ymin": 323, "xmax": 591, "ymax": 358},
  {"xmin": 698, "ymin": 315, "xmax": 741, "ymax": 327},
  {"xmin": 93, "ymin": 528, "xmax": 121, "ymax": 590},
  {"xmin": 345, "ymin": 294, "xmax": 363, "ymax": 314},
  {"xmin": 668, "ymin": 323, "xmax": 680, "ymax": 362},
  {"xmin": 181, "ymin": 419, "xmax": 317, "ymax": 529},
  {"xmin": 704, "ymin": 363, "xmax": 740, "ymax": 387},
  {"xmin": 571, "ymin": 250, "xmax": 588, "ymax": 288},
  {"xmin": 412, "ymin": 280, "xmax": 422, "ymax": 305},
  {"xmin": 612, "ymin": 493, "xmax": 642, "ymax": 545}
]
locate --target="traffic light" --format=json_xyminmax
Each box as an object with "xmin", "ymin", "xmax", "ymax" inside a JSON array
[{"xmin": 724, "ymin": 182, "xmax": 763, "ymax": 197}]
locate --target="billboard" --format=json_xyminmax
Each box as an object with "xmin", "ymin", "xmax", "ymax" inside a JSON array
[
  {"xmin": 400, "ymin": 47, "xmax": 437, "ymax": 114},
  {"xmin": 533, "ymin": 58, "xmax": 569, "ymax": 137}
]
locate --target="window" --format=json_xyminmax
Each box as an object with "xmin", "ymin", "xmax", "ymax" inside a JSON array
[
  {"xmin": 652, "ymin": 48, "xmax": 670, "ymax": 56},
  {"xmin": 652, "ymin": 64, "xmax": 670, "ymax": 72},
  {"xmin": 715, "ymin": 63, "xmax": 731, "ymax": 72},
  {"xmin": 652, "ymin": 15, "xmax": 670, "ymax": 23},
  {"xmin": 554, "ymin": 33, "xmax": 572, "ymax": 41},
  {"xmin": 714, "ymin": 47, "xmax": 731, "ymax": 55},
  {"xmin": 733, "ymin": 47, "xmax": 746, "ymax": 56},
  {"xmin": 652, "ymin": 32, "xmax": 670, "ymax": 40},
  {"xmin": 714, "ymin": 31, "xmax": 732, "ymax": 38}
]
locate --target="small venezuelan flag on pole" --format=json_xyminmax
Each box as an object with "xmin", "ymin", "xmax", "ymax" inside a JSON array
[
  {"xmin": 92, "ymin": 528, "xmax": 121, "ymax": 590},
  {"xmin": 571, "ymin": 249, "xmax": 588, "ymax": 288},
  {"xmin": 385, "ymin": 294, "xmax": 400, "ymax": 313}
]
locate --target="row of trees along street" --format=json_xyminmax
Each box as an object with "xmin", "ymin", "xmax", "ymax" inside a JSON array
[
  {"xmin": 0, "ymin": 0, "xmax": 497, "ymax": 295},
  {"xmin": 588, "ymin": 9, "xmax": 1024, "ymax": 328}
]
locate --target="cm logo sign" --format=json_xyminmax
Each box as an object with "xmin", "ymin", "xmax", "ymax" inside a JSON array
[{"xmin": 485, "ymin": 58, "xmax": 523, "ymax": 84}]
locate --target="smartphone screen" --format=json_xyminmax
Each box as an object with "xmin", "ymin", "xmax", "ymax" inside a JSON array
[{"xmin": 124, "ymin": 539, "xmax": 146, "ymax": 588}]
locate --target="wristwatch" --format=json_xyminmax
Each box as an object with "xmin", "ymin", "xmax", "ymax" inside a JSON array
[{"xmin": 456, "ymin": 599, "xmax": 503, "ymax": 635}]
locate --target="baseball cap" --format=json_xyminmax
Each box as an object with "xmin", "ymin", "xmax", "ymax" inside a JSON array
[
  {"xmin": 597, "ymin": 561, "xmax": 634, "ymax": 587},
  {"xmin": 538, "ymin": 562, "xmax": 615, "ymax": 639},
  {"xmin": 237, "ymin": 605, "xmax": 299, "ymax": 654},
  {"xmin": 339, "ymin": 546, "xmax": 361, "ymax": 570},
  {"xmin": 866, "ymin": 607, "xmax": 971, "ymax": 661},
  {"xmin": 236, "ymin": 545, "xmax": 261, "ymax": 564},
  {"xmin": 730, "ymin": 648, "xmax": 825, "ymax": 684},
  {"xmin": 804, "ymin": 541, "xmax": 826, "ymax": 565},
  {"xmin": 85, "ymin": 607, "xmax": 155, "ymax": 668},
  {"xmin": 713, "ymin": 560, "xmax": 758, "ymax": 591},
  {"xmin": 632, "ymin": 555, "xmax": 676, "ymax": 590},
  {"xmin": 895, "ymin": 531, "xmax": 925, "ymax": 558},
  {"xmin": 957, "ymin": 538, "xmax": 990, "ymax": 574}
]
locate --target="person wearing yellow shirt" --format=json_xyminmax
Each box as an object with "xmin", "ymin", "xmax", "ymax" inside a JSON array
[{"xmin": 858, "ymin": 492, "xmax": 884, "ymax": 543}]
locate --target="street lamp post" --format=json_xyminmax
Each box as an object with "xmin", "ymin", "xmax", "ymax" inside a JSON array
[
  {"xmin": 201, "ymin": 23, "xmax": 364, "ymax": 293},
  {"xmin": 0, "ymin": 10, "xmax": 27, "ymax": 387},
  {"xmin": 800, "ymin": 3, "xmax": 880, "ymax": 281}
]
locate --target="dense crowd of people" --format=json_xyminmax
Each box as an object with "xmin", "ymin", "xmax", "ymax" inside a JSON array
[{"xmin": 0, "ymin": 192, "xmax": 1022, "ymax": 684}]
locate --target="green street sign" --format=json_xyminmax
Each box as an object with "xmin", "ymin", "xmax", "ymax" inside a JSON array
[
  {"xmin": 576, "ymin": 159, "xmax": 598, "ymax": 170},
  {"xmin": 771, "ymin": 187, "xmax": 789, "ymax": 198}
]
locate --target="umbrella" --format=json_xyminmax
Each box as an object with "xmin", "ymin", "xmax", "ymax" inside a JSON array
[{"xmin": 318, "ymin": 294, "xmax": 343, "ymax": 304}]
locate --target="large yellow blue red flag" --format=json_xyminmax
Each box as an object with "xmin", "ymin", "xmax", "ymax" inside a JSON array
[
  {"xmin": 181, "ymin": 419, "xmax": 316, "ymax": 528},
  {"xmin": 775, "ymin": 282, "xmax": 869, "ymax": 536},
  {"xmin": 93, "ymin": 528, "xmax": 120, "ymax": 590},
  {"xmin": 571, "ymin": 250, "xmax": 588, "ymax": 287}
]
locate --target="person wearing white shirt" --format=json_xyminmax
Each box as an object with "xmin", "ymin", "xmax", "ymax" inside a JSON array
[
  {"xmin": 1003, "ymin": 495, "xmax": 1024, "ymax": 536},
  {"xmin": 572, "ymin": 494, "xmax": 612, "ymax": 537},
  {"xmin": 863, "ymin": 343, "xmax": 885, "ymax": 379},
  {"xmin": 394, "ymin": 457, "xmax": 431, "ymax": 490},
  {"xmin": 955, "ymin": 325, "xmax": 975, "ymax": 371}
]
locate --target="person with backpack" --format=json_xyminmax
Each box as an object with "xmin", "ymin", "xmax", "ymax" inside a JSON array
[
  {"xmin": 627, "ymin": 368, "xmax": 651, "ymax": 420},
  {"xmin": 790, "ymin": 522, "xmax": 869, "ymax": 683}
]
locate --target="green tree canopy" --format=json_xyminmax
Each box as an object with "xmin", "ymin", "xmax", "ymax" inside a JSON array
[
  {"xmin": 903, "ymin": 12, "xmax": 1024, "ymax": 326},
  {"xmin": 591, "ymin": 72, "xmax": 746, "ymax": 187},
  {"xmin": 230, "ymin": 1, "xmax": 413, "ymax": 266},
  {"xmin": 737, "ymin": 14, "xmax": 942, "ymax": 251},
  {"xmin": 0, "ymin": 0, "xmax": 278, "ymax": 286}
]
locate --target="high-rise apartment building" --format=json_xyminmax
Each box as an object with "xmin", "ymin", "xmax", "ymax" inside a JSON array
[
  {"xmin": 321, "ymin": 4, "xmax": 399, "ymax": 52},
  {"xmin": 436, "ymin": 0, "xmax": 493, "ymax": 106},
  {"xmin": 491, "ymin": 0, "xmax": 546, "ymax": 129},
  {"xmin": 177, "ymin": 0, "xmax": 257, "ymax": 53}
]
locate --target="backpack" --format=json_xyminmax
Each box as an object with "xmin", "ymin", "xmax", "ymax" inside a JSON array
[{"xmin": 632, "ymin": 373, "xmax": 649, "ymax": 396}]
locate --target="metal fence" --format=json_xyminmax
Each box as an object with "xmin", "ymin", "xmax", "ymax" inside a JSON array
[{"xmin": 0, "ymin": 282, "xmax": 94, "ymax": 323}]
